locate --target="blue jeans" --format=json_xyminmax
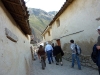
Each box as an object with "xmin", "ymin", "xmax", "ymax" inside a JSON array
[
  {"xmin": 98, "ymin": 67, "xmax": 100, "ymax": 75},
  {"xmin": 72, "ymin": 54, "xmax": 81, "ymax": 69},
  {"xmin": 47, "ymin": 50, "xmax": 53, "ymax": 63}
]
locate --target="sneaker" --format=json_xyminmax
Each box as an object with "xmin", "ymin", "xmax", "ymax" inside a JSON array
[
  {"xmin": 79, "ymin": 68, "xmax": 81, "ymax": 70},
  {"xmin": 60, "ymin": 62, "xmax": 63, "ymax": 66},
  {"xmin": 56, "ymin": 63, "xmax": 59, "ymax": 65},
  {"xmin": 52, "ymin": 61, "xmax": 54, "ymax": 63},
  {"xmin": 71, "ymin": 66, "xmax": 74, "ymax": 68},
  {"xmin": 49, "ymin": 62, "xmax": 51, "ymax": 64},
  {"xmin": 42, "ymin": 68, "xmax": 45, "ymax": 70}
]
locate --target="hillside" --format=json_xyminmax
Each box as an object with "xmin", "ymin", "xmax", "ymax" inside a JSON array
[{"xmin": 28, "ymin": 8, "xmax": 57, "ymax": 42}]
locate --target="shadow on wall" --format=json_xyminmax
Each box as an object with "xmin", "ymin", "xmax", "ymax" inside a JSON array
[{"xmin": 63, "ymin": 43, "xmax": 71, "ymax": 53}]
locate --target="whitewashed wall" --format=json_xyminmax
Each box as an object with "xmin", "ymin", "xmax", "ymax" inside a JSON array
[
  {"xmin": 51, "ymin": 0, "xmax": 100, "ymax": 55},
  {"xmin": 43, "ymin": 28, "xmax": 52, "ymax": 42},
  {"xmin": 0, "ymin": 1, "xmax": 32, "ymax": 75}
]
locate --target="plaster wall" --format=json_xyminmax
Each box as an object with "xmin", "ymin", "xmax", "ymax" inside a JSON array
[
  {"xmin": 52, "ymin": 0, "xmax": 100, "ymax": 55},
  {"xmin": 0, "ymin": 1, "xmax": 32, "ymax": 75},
  {"xmin": 43, "ymin": 28, "xmax": 52, "ymax": 42}
]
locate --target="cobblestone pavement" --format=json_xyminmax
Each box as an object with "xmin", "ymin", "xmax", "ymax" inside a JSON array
[{"xmin": 30, "ymin": 58, "xmax": 98, "ymax": 75}]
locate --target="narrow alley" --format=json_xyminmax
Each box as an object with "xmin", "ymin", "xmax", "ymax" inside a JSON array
[{"xmin": 30, "ymin": 58, "xmax": 98, "ymax": 75}]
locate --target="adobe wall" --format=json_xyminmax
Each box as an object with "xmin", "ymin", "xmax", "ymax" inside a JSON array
[{"xmin": 0, "ymin": 1, "xmax": 32, "ymax": 75}]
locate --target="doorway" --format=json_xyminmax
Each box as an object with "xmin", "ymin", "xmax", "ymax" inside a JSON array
[{"xmin": 56, "ymin": 39, "xmax": 61, "ymax": 46}]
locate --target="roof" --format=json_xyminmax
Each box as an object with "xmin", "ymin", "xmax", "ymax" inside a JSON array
[
  {"xmin": 41, "ymin": 0, "xmax": 73, "ymax": 36},
  {"xmin": 1, "ymin": 0, "xmax": 31, "ymax": 35}
]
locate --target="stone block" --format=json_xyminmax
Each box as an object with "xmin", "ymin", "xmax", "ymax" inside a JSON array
[{"xmin": 5, "ymin": 28, "xmax": 18, "ymax": 42}]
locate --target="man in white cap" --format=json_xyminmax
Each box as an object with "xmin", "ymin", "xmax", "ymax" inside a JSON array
[
  {"xmin": 45, "ymin": 42, "xmax": 54, "ymax": 64},
  {"xmin": 97, "ymin": 26, "xmax": 100, "ymax": 49},
  {"xmin": 96, "ymin": 26, "xmax": 100, "ymax": 75}
]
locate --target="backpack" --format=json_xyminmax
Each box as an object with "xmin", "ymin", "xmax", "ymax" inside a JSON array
[
  {"xmin": 91, "ymin": 44, "xmax": 98, "ymax": 63},
  {"xmin": 75, "ymin": 44, "xmax": 81, "ymax": 55}
]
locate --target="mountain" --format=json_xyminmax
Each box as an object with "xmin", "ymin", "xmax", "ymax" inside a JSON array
[
  {"xmin": 48, "ymin": 11, "xmax": 57, "ymax": 16},
  {"xmin": 28, "ymin": 8, "xmax": 57, "ymax": 42}
]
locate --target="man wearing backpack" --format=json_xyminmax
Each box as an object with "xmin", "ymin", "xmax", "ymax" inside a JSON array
[
  {"xmin": 95, "ymin": 26, "xmax": 100, "ymax": 75},
  {"xmin": 70, "ymin": 39, "xmax": 81, "ymax": 70}
]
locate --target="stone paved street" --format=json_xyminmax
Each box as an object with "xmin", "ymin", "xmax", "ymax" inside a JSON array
[{"xmin": 30, "ymin": 58, "xmax": 98, "ymax": 75}]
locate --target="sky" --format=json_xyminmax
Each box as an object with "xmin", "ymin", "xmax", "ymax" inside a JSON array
[{"xmin": 24, "ymin": 0, "xmax": 66, "ymax": 12}]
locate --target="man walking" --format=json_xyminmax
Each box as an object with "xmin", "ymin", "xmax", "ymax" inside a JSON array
[
  {"xmin": 45, "ymin": 42, "xmax": 54, "ymax": 64},
  {"xmin": 70, "ymin": 39, "xmax": 81, "ymax": 70},
  {"xmin": 53, "ymin": 43, "xmax": 63, "ymax": 66},
  {"xmin": 96, "ymin": 26, "xmax": 100, "ymax": 75},
  {"xmin": 37, "ymin": 45, "xmax": 46, "ymax": 70}
]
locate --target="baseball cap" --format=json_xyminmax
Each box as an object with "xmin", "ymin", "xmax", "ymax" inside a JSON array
[{"xmin": 96, "ymin": 26, "xmax": 100, "ymax": 30}]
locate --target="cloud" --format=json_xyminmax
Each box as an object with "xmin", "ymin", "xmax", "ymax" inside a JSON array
[{"xmin": 25, "ymin": 0, "xmax": 66, "ymax": 12}]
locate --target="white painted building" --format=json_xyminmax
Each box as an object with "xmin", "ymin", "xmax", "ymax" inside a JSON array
[{"xmin": 42, "ymin": 0, "xmax": 100, "ymax": 55}]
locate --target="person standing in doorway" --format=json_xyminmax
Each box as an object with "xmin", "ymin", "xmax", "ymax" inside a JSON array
[
  {"xmin": 45, "ymin": 42, "xmax": 54, "ymax": 64},
  {"xmin": 70, "ymin": 39, "xmax": 81, "ymax": 70}
]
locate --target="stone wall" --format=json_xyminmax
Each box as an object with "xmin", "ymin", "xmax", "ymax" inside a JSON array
[
  {"xmin": 63, "ymin": 53, "xmax": 98, "ymax": 69},
  {"xmin": 62, "ymin": 43, "xmax": 98, "ymax": 69}
]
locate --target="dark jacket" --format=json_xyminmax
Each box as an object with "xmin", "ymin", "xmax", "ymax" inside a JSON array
[
  {"xmin": 53, "ymin": 46, "xmax": 64, "ymax": 56},
  {"xmin": 92, "ymin": 44, "xmax": 100, "ymax": 67},
  {"xmin": 38, "ymin": 47, "xmax": 45, "ymax": 56}
]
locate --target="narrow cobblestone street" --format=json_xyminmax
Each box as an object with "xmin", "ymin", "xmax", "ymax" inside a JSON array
[{"xmin": 30, "ymin": 58, "xmax": 98, "ymax": 75}]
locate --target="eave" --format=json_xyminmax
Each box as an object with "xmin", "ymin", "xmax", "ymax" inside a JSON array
[
  {"xmin": 41, "ymin": 26, "xmax": 51, "ymax": 36},
  {"xmin": 49, "ymin": 0, "xmax": 73, "ymax": 26},
  {"xmin": 1, "ymin": 0, "xmax": 31, "ymax": 35},
  {"xmin": 41, "ymin": 0, "xmax": 73, "ymax": 36}
]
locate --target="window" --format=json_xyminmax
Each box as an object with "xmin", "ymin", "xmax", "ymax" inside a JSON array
[
  {"xmin": 48, "ymin": 31, "xmax": 50, "ymax": 36},
  {"xmin": 44, "ymin": 35, "xmax": 45, "ymax": 39},
  {"xmin": 56, "ymin": 19, "xmax": 60, "ymax": 27}
]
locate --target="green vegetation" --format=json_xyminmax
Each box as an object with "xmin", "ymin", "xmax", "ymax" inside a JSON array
[{"xmin": 28, "ymin": 8, "xmax": 57, "ymax": 42}]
